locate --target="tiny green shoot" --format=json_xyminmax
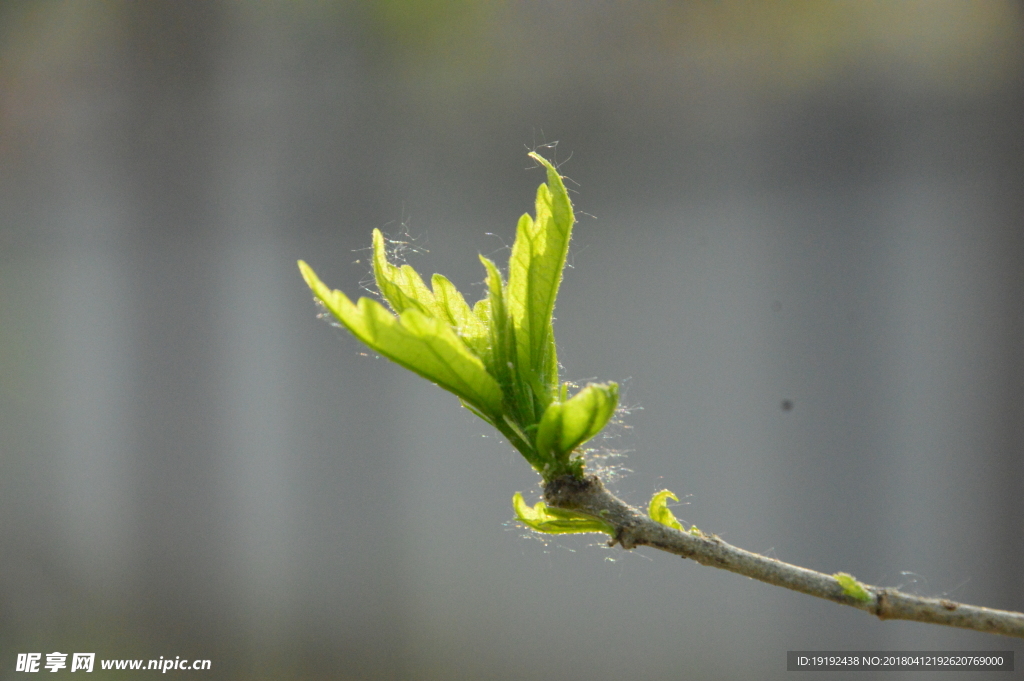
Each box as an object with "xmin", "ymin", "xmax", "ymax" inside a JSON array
[
  {"xmin": 834, "ymin": 572, "xmax": 873, "ymax": 603},
  {"xmin": 648, "ymin": 489, "xmax": 684, "ymax": 531}
]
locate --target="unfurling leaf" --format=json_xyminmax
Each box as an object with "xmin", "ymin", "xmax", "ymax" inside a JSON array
[
  {"xmin": 535, "ymin": 382, "xmax": 619, "ymax": 463},
  {"xmin": 512, "ymin": 492, "xmax": 614, "ymax": 536},
  {"xmin": 648, "ymin": 489, "xmax": 684, "ymax": 531}
]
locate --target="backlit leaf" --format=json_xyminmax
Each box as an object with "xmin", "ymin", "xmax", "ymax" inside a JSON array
[
  {"xmin": 535, "ymin": 382, "xmax": 619, "ymax": 462},
  {"xmin": 299, "ymin": 260, "xmax": 503, "ymax": 419},
  {"xmin": 507, "ymin": 153, "xmax": 575, "ymax": 404}
]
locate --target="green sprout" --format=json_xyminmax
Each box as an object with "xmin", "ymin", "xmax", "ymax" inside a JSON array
[
  {"xmin": 299, "ymin": 152, "xmax": 618, "ymax": 484},
  {"xmin": 648, "ymin": 489, "xmax": 704, "ymax": 536},
  {"xmin": 834, "ymin": 572, "xmax": 873, "ymax": 603},
  {"xmin": 648, "ymin": 489, "xmax": 684, "ymax": 531}
]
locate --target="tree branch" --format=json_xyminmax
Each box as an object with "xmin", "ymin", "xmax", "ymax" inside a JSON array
[{"xmin": 543, "ymin": 474, "xmax": 1024, "ymax": 640}]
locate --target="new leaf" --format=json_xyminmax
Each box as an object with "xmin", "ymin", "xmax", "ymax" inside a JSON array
[
  {"xmin": 512, "ymin": 492, "xmax": 614, "ymax": 536},
  {"xmin": 298, "ymin": 260, "xmax": 504, "ymax": 420},
  {"xmin": 507, "ymin": 152, "xmax": 576, "ymax": 418}
]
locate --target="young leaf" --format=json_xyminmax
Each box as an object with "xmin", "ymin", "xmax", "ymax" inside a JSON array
[
  {"xmin": 512, "ymin": 492, "xmax": 614, "ymax": 536},
  {"xmin": 298, "ymin": 260, "xmax": 504, "ymax": 419},
  {"xmin": 507, "ymin": 153, "xmax": 575, "ymax": 403},
  {"xmin": 648, "ymin": 489, "xmax": 684, "ymax": 531},
  {"xmin": 535, "ymin": 382, "xmax": 619, "ymax": 462}
]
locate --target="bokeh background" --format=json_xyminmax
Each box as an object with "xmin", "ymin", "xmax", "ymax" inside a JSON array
[{"xmin": 2, "ymin": 2, "xmax": 1023, "ymax": 679}]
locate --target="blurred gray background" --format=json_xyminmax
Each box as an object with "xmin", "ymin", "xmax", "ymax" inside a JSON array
[{"xmin": 1, "ymin": 2, "xmax": 1022, "ymax": 679}]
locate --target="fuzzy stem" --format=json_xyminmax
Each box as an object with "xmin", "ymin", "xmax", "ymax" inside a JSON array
[{"xmin": 543, "ymin": 474, "xmax": 1024, "ymax": 640}]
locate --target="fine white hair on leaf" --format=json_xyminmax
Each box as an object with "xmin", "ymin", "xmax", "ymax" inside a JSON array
[{"xmin": 354, "ymin": 217, "xmax": 431, "ymax": 297}]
